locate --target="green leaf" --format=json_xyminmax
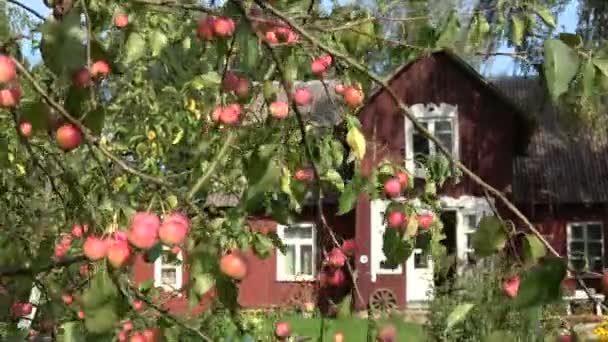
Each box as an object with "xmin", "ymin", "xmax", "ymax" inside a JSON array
[
  {"xmin": 593, "ymin": 58, "xmax": 608, "ymax": 77},
  {"xmin": 382, "ymin": 229, "xmax": 413, "ymax": 268},
  {"xmin": 192, "ymin": 273, "xmax": 215, "ymax": 296},
  {"xmin": 559, "ymin": 33, "xmax": 583, "ymax": 48},
  {"xmin": 445, "ymin": 303, "xmax": 475, "ymax": 331},
  {"xmin": 144, "ymin": 243, "xmax": 163, "ymax": 263},
  {"xmin": 322, "ymin": 169, "xmax": 344, "ymax": 192},
  {"xmin": 514, "ymin": 257, "xmax": 567, "ymax": 309},
  {"xmin": 533, "ymin": 5, "xmax": 556, "ymax": 28},
  {"xmin": 189, "ymin": 72, "xmax": 221, "ymax": 90},
  {"xmin": 20, "ymin": 100, "xmax": 51, "ymax": 132},
  {"xmin": 522, "ymin": 234, "xmax": 546, "ymax": 266},
  {"xmin": 544, "ymin": 39, "xmax": 580, "ymax": 102},
  {"xmin": 81, "ymin": 271, "xmax": 119, "ymax": 310},
  {"xmin": 84, "ymin": 304, "xmax": 119, "ymax": 334},
  {"xmin": 171, "ymin": 126, "xmax": 184, "ymax": 145},
  {"xmin": 252, "ymin": 234, "xmax": 273, "ymax": 259},
  {"xmin": 510, "ymin": 14, "xmax": 525, "ymax": 46},
  {"xmin": 166, "ymin": 195, "xmax": 178, "ymax": 209},
  {"xmin": 65, "ymin": 85, "xmax": 88, "ymax": 119},
  {"xmin": 284, "ymin": 52, "xmax": 298, "ymax": 83},
  {"xmin": 237, "ymin": 24, "xmax": 259, "ymax": 72},
  {"xmin": 150, "ymin": 30, "xmax": 169, "ymax": 57},
  {"xmin": 82, "ymin": 107, "xmax": 106, "ymax": 135},
  {"xmin": 472, "ymin": 216, "xmax": 507, "ymax": 257},
  {"xmin": 138, "ymin": 279, "xmax": 154, "ymax": 293},
  {"xmin": 484, "ymin": 331, "xmax": 516, "ymax": 342},
  {"xmin": 60, "ymin": 321, "xmax": 84, "ymax": 342},
  {"xmin": 336, "ymin": 295, "xmax": 352, "ymax": 318},
  {"xmin": 467, "ymin": 14, "xmax": 490, "ymax": 48},
  {"xmin": 39, "ymin": 11, "xmax": 86, "ymax": 76},
  {"xmin": 436, "ymin": 11, "xmax": 460, "ymax": 48},
  {"xmin": 245, "ymin": 144, "xmax": 281, "ymax": 205},
  {"xmin": 338, "ymin": 182, "xmax": 358, "ymax": 215},
  {"xmin": 583, "ymin": 58, "xmax": 596, "ymax": 98},
  {"xmin": 124, "ymin": 32, "xmax": 147, "ymax": 64}
]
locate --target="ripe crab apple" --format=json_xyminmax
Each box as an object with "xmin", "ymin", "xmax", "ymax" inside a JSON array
[
  {"xmin": 294, "ymin": 168, "xmax": 314, "ymax": 182},
  {"xmin": 159, "ymin": 213, "xmax": 190, "ymax": 246},
  {"xmin": 341, "ymin": 239, "xmax": 356, "ymax": 256},
  {"xmin": 79, "ymin": 264, "xmax": 90, "ymax": 276},
  {"xmin": 222, "ymin": 71, "xmax": 239, "ymax": 92},
  {"xmin": 128, "ymin": 212, "xmax": 160, "ymax": 250},
  {"xmin": 71, "ymin": 225, "xmax": 83, "ymax": 238},
  {"xmin": 90, "ymin": 60, "xmax": 111, "ymax": 78},
  {"xmin": 219, "ymin": 104, "xmax": 241, "ymax": 125},
  {"xmin": 269, "ymin": 101, "xmax": 289, "ymax": 119},
  {"xmin": 61, "ymin": 293, "xmax": 73, "ymax": 305},
  {"xmin": 56, "ymin": 124, "xmax": 82, "ymax": 152},
  {"xmin": 54, "ymin": 244, "xmax": 68, "ymax": 258},
  {"xmin": 72, "ymin": 68, "xmax": 91, "ymax": 88},
  {"xmin": 234, "ymin": 78, "xmax": 250, "ymax": 98},
  {"xmin": 130, "ymin": 333, "xmax": 146, "ymax": 342},
  {"xmin": 122, "ymin": 321, "xmax": 134, "ymax": 332},
  {"xmin": 377, "ymin": 324, "xmax": 397, "ymax": 342},
  {"xmin": 213, "ymin": 17, "xmax": 235, "ymax": 37},
  {"xmin": 117, "ymin": 331, "xmax": 128, "ymax": 342},
  {"xmin": 396, "ymin": 171, "xmax": 409, "ymax": 188},
  {"xmin": 334, "ymin": 332, "xmax": 345, "ymax": 342},
  {"xmin": 334, "ymin": 83, "xmax": 345, "ymax": 93},
  {"xmin": 0, "ymin": 86, "xmax": 22, "ymax": 108},
  {"xmin": 265, "ymin": 31, "xmax": 279, "ymax": 44},
  {"xmin": 220, "ymin": 253, "xmax": 248, "ymax": 280},
  {"xmin": 19, "ymin": 121, "xmax": 32, "ymax": 139},
  {"xmin": 12, "ymin": 302, "xmax": 33, "ymax": 316},
  {"xmin": 343, "ymin": 86, "xmax": 364, "ymax": 108},
  {"xmin": 417, "ymin": 213, "xmax": 433, "ymax": 230},
  {"xmin": 143, "ymin": 328, "xmax": 160, "ymax": 342},
  {"xmin": 61, "ymin": 234, "xmax": 73, "ymax": 246},
  {"xmin": 197, "ymin": 17, "xmax": 215, "ymax": 40},
  {"xmin": 107, "ymin": 239, "xmax": 131, "ymax": 268},
  {"xmin": 387, "ymin": 211, "xmax": 406, "ymax": 229},
  {"xmin": 275, "ymin": 27, "xmax": 298, "ymax": 43},
  {"xmin": 557, "ymin": 334, "xmax": 572, "ymax": 342},
  {"xmin": 275, "ymin": 321, "xmax": 291, "ymax": 339},
  {"xmin": 211, "ymin": 106, "xmax": 223, "ymax": 122},
  {"xmin": 77, "ymin": 309, "xmax": 85, "ymax": 319},
  {"xmin": 383, "ymin": 178, "xmax": 402, "ymax": 198},
  {"xmin": 0, "ymin": 55, "xmax": 17, "ymax": 84},
  {"xmin": 502, "ymin": 276, "xmax": 520, "ymax": 298},
  {"xmin": 114, "ymin": 14, "xmax": 128, "ymax": 28},
  {"xmin": 327, "ymin": 269, "xmax": 346, "ymax": 287},
  {"xmin": 311, "ymin": 55, "xmax": 332, "ymax": 75},
  {"xmin": 294, "ymin": 88, "xmax": 312, "ymax": 106},
  {"xmin": 83, "ymin": 236, "xmax": 108, "ymax": 261},
  {"xmin": 132, "ymin": 299, "xmax": 145, "ymax": 311},
  {"xmin": 327, "ymin": 247, "xmax": 347, "ymax": 268}
]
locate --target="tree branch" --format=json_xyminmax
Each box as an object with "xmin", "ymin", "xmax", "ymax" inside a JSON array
[
  {"xmin": 0, "ymin": 255, "xmax": 86, "ymax": 277},
  {"xmin": 131, "ymin": 0, "xmax": 220, "ymax": 15},
  {"xmin": 6, "ymin": 0, "xmax": 46, "ymax": 21}
]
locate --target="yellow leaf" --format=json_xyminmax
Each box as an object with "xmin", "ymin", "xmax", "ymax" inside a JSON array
[
  {"xmin": 346, "ymin": 126, "xmax": 366, "ymax": 161},
  {"xmin": 404, "ymin": 213, "xmax": 418, "ymax": 238}
]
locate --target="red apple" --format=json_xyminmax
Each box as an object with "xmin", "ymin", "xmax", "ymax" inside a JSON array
[
  {"xmin": 117, "ymin": 331, "xmax": 128, "ymax": 342},
  {"xmin": 71, "ymin": 225, "xmax": 83, "ymax": 238},
  {"xmin": 12, "ymin": 302, "xmax": 33, "ymax": 316},
  {"xmin": 128, "ymin": 212, "xmax": 160, "ymax": 250},
  {"xmin": 396, "ymin": 171, "xmax": 408, "ymax": 188},
  {"xmin": 61, "ymin": 293, "xmax": 73, "ymax": 305},
  {"xmin": 334, "ymin": 84, "xmax": 345, "ymax": 93},
  {"xmin": 222, "ymin": 71, "xmax": 239, "ymax": 92},
  {"xmin": 275, "ymin": 321, "xmax": 291, "ymax": 339},
  {"xmin": 55, "ymin": 124, "xmax": 82, "ymax": 152},
  {"xmin": 197, "ymin": 17, "xmax": 215, "ymax": 41},
  {"xmin": 387, "ymin": 211, "xmax": 406, "ymax": 229},
  {"xmin": 327, "ymin": 247, "xmax": 347, "ymax": 268},
  {"xmin": 377, "ymin": 324, "xmax": 396, "ymax": 342},
  {"xmin": 327, "ymin": 269, "xmax": 346, "ymax": 287},
  {"xmin": 219, "ymin": 103, "xmax": 241, "ymax": 125},
  {"xmin": 0, "ymin": 86, "xmax": 21, "ymax": 108},
  {"xmin": 265, "ymin": 31, "xmax": 279, "ymax": 44},
  {"xmin": 294, "ymin": 168, "xmax": 314, "ymax": 182},
  {"xmin": 77, "ymin": 309, "xmax": 85, "ymax": 319},
  {"xmin": 275, "ymin": 27, "xmax": 298, "ymax": 43},
  {"xmin": 72, "ymin": 68, "xmax": 91, "ymax": 88},
  {"xmin": 211, "ymin": 106, "xmax": 223, "ymax": 122},
  {"xmin": 417, "ymin": 213, "xmax": 433, "ymax": 230},
  {"xmin": 502, "ymin": 276, "xmax": 520, "ymax": 298},
  {"xmin": 311, "ymin": 55, "xmax": 332, "ymax": 75},
  {"xmin": 341, "ymin": 239, "xmax": 356, "ymax": 256},
  {"xmin": 54, "ymin": 244, "xmax": 68, "ymax": 258},
  {"xmin": 130, "ymin": 333, "xmax": 146, "ymax": 342},
  {"xmin": 114, "ymin": 14, "xmax": 128, "ymax": 28},
  {"xmin": 294, "ymin": 88, "xmax": 312, "ymax": 106},
  {"xmin": 79, "ymin": 264, "xmax": 89, "ymax": 276},
  {"xmin": 107, "ymin": 239, "xmax": 131, "ymax": 268},
  {"xmin": 83, "ymin": 236, "xmax": 108, "ymax": 261},
  {"xmin": 142, "ymin": 328, "xmax": 160, "ymax": 342},
  {"xmin": 557, "ymin": 334, "xmax": 572, "ymax": 342},
  {"xmin": 383, "ymin": 178, "xmax": 401, "ymax": 198},
  {"xmin": 343, "ymin": 86, "xmax": 364, "ymax": 108},
  {"xmin": 220, "ymin": 253, "xmax": 248, "ymax": 280},
  {"xmin": 0, "ymin": 55, "xmax": 17, "ymax": 84},
  {"xmin": 114, "ymin": 231, "xmax": 128, "ymax": 242},
  {"xmin": 213, "ymin": 17, "xmax": 235, "ymax": 37},
  {"xmin": 159, "ymin": 214, "xmax": 189, "ymax": 245},
  {"xmin": 270, "ymin": 101, "xmax": 289, "ymax": 119},
  {"xmin": 61, "ymin": 234, "xmax": 73, "ymax": 246},
  {"xmin": 334, "ymin": 332, "xmax": 345, "ymax": 342},
  {"xmin": 132, "ymin": 299, "xmax": 144, "ymax": 311},
  {"xmin": 234, "ymin": 78, "xmax": 250, "ymax": 98},
  {"xmin": 90, "ymin": 60, "xmax": 110, "ymax": 78},
  {"xmin": 122, "ymin": 321, "xmax": 134, "ymax": 332},
  {"xmin": 19, "ymin": 121, "xmax": 32, "ymax": 139}
]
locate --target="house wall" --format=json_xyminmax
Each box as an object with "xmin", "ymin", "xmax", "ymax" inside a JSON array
[{"xmin": 354, "ymin": 53, "xmax": 525, "ymax": 309}]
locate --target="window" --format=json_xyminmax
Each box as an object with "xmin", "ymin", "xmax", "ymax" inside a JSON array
[
  {"xmin": 405, "ymin": 103, "xmax": 458, "ymax": 172},
  {"xmin": 154, "ymin": 248, "xmax": 183, "ymax": 291},
  {"xmin": 567, "ymin": 222, "xmax": 604, "ymax": 273},
  {"xmin": 276, "ymin": 223, "xmax": 316, "ymax": 281},
  {"xmin": 462, "ymin": 213, "xmax": 481, "ymax": 265}
]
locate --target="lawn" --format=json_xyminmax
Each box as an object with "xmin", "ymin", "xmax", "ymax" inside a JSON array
[{"xmin": 280, "ymin": 315, "xmax": 427, "ymax": 341}]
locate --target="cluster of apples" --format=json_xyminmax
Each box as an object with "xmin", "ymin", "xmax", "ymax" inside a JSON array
[
  {"xmin": 265, "ymin": 25, "xmax": 299, "ymax": 45},
  {"xmin": 72, "ymin": 60, "xmax": 111, "ymax": 89},
  {"xmin": 383, "ymin": 171, "xmax": 434, "ymax": 231},
  {"xmin": 310, "ymin": 55, "xmax": 333, "ymax": 76},
  {"xmin": 116, "ymin": 322, "xmax": 160, "ymax": 342},
  {"xmin": 54, "ymin": 224, "xmax": 88, "ymax": 258},
  {"xmin": 334, "ymin": 83, "xmax": 364, "ymax": 109},
  {"xmin": 11, "ymin": 302, "xmax": 33, "ymax": 317},
  {"xmin": 211, "ymin": 103, "xmax": 242, "ymax": 125},
  {"xmin": 318, "ymin": 239, "xmax": 355, "ymax": 288},
  {"xmin": 197, "ymin": 16, "xmax": 236, "ymax": 40},
  {"xmin": 0, "ymin": 54, "xmax": 21, "ymax": 108},
  {"xmin": 222, "ymin": 71, "xmax": 251, "ymax": 99}
]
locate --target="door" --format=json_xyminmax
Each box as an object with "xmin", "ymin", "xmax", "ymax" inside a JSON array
[{"xmin": 406, "ymin": 234, "xmax": 434, "ymax": 302}]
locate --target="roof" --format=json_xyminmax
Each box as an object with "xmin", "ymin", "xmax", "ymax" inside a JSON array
[{"xmin": 495, "ymin": 78, "xmax": 608, "ymax": 204}]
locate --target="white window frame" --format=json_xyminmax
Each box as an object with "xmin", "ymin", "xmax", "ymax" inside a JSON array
[
  {"xmin": 276, "ymin": 223, "xmax": 317, "ymax": 282},
  {"xmin": 404, "ymin": 103, "xmax": 459, "ymax": 174},
  {"xmin": 154, "ymin": 247, "xmax": 184, "ymax": 291},
  {"xmin": 566, "ymin": 221, "xmax": 604, "ymax": 276}
]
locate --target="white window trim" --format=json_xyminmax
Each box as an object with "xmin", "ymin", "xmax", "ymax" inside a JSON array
[
  {"xmin": 371, "ymin": 199, "xmax": 404, "ymax": 282},
  {"xmin": 276, "ymin": 223, "xmax": 317, "ymax": 282},
  {"xmin": 154, "ymin": 247, "xmax": 184, "ymax": 291},
  {"xmin": 566, "ymin": 221, "xmax": 604, "ymax": 277},
  {"xmin": 404, "ymin": 103, "xmax": 459, "ymax": 174}
]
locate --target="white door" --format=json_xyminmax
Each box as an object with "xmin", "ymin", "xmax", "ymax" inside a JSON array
[{"xmin": 406, "ymin": 236, "xmax": 434, "ymax": 303}]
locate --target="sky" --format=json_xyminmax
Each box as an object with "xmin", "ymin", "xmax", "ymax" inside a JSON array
[{"xmin": 19, "ymin": 0, "xmax": 581, "ymax": 77}]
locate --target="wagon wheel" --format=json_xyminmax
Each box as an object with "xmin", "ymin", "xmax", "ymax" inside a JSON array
[{"xmin": 369, "ymin": 288, "xmax": 398, "ymax": 313}]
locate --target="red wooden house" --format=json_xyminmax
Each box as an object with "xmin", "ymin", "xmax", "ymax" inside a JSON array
[{"xmin": 131, "ymin": 50, "xmax": 608, "ymax": 313}]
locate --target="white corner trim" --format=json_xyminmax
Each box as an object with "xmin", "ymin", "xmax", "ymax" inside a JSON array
[
  {"xmin": 404, "ymin": 102, "xmax": 459, "ymax": 173},
  {"xmin": 275, "ymin": 222, "xmax": 317, "ymax": 282},
  {"xmin": 154, "ymin": 248, "xmax": 184, "ymax": 291}
]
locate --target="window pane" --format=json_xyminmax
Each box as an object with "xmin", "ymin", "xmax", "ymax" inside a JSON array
[
  {"xmin": 570, "ymin": 258, "xmax": 586, "ymax": 270},
  {"xmin": 161, "ymin": 269, "xmax": 177, "ymax": 286},
  {"xmin": 436, "ymin": 132, "xmax": 453, "ymax": 154},
  {"xmin": 571, "ymin": 225, "xmax": 584, "ymax": 239},
  {"xmin": 414, "ymin": 252, "xmax": 429, "ymax": 269},
  {"xmin": 413, "ymin": 126, "xmax": 430, "ymax": 157},
  {"xmin": 300, "ymin": 245, "xmax": 313, "ymax": 276},
  {"xmin": 464, "ymin": 214, "xmax": 478, "ymax": 230},
  {"xmin": 435, "ymin": 120, "xmax": 452, "ymax": 132},
  {"xmin": 466, "ymin": 234, "xmax": 474, "ymax": 249},
  {"xmin": 588, "ymin": 242, "xmax": 603, "ymax": 257},
  {"xmin": 284, "ymin": 225, "xmax": 313, "ymax": 239},
  {"xmin": 588, "ymin": 224, "xmax": 603, "ymax": 240},
  {"xmin": 570, "ymin": 242, "xmax": 585, "ymax": 254},
  {"xmin": 282, "ymin": 245, "xmax": 296, "ymax": 276},
  {"xmin": 592, "ymin": 258, "xmax": 604, "ymax": 273}
]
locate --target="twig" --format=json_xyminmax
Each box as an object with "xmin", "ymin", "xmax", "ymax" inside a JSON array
[
  {"xmin": 130, "ymin": 0, "xmax": 220, "ymax": 15},
  {"xmin": 0, "ymin": 255, "xmax": 86, "ymax": 277},
  {"xmin": 6, "ymin": 0, "xmax": 46, "ymax": 21}
]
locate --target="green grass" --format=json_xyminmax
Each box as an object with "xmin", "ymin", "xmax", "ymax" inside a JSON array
[{"xmin": 279, "ymin": 315, "xmax": 427, "ymax": 341}]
